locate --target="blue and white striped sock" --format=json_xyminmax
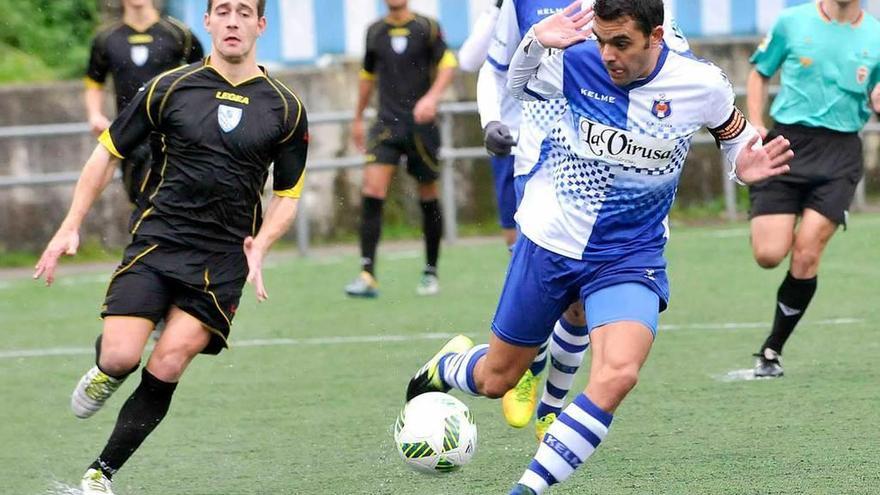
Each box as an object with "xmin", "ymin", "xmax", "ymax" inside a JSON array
[
  {"xmin": 518, "ymin": 394, "xmax": 613, "ymax": 494},
  {"xmin": 536, "ymin": 319, "xmax": 589, "ymax": 419},
  {"xmin": 438, "ymin": 345, "xmax": 488, "ymax": 396},
  {"xmin": 529, "ymin": 339, "xmax": 549, "ymax": 376}
]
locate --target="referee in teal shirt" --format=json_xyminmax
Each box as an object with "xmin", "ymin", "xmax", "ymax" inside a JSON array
[{"xmin": 746, "ymin": 0, "xmax": 880, "ymax": 378}]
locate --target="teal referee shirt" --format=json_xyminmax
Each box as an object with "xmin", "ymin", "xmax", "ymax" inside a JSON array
[{"xmin": 751, "ymin": 1, "xmax": 880, "ymax": 133}]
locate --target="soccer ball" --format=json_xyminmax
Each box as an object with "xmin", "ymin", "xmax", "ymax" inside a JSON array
[{"xmin": 394, "ymin": 392, "xmax": 477, "ymax": 473}]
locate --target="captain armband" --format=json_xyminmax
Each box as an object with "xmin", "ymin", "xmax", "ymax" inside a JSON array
[{"xmin": 708, "ymin": 108, "xmax": 747, "ymax": 148}]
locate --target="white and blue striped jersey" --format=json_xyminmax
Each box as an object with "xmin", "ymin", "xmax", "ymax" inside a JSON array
[
  {"xmin": 477, "ymin": 0, "xmax": 690, "ymax": 176},
  {"xmin": 508, "ymin": 31, "xmax": 757, "ymax": 260}
]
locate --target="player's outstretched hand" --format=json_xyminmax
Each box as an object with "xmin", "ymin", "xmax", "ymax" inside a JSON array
[
  {"xmin": 484, "ymin": 121, "xmax": 517, "ymax": 156},
  {"xmin": 243, "ymin": 236, "xmax": 268, "ymax": 302},
  {"xmin": 534, "ymin": 0, "xmax": 593, "ymax": 49},
  {"xmin": 734, "ymin": 134, "xmax": 793, "ymax": 185},
  {"xmin": 33, "ymin": 229, "xmax": 80, "ymax": 286}
]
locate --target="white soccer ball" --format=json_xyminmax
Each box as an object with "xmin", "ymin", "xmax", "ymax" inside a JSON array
[{"xmin": 394, "ymin": 392, "xmax": 477, "ymax": 473}]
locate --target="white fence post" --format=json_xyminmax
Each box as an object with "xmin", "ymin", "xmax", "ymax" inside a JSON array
[{"xmin": 440, "ymin": 111, "xmax": 458, "ymax": 244}]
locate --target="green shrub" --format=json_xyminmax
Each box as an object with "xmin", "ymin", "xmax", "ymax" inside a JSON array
[{"xmin": 0, "ymin": 0, "xmax": 99, "ymax": 82}]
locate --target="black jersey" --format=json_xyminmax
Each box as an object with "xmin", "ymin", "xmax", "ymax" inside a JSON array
[
  {"xmin": 361, "ymin": 14, "xmax": 456, "ymax": 124},
  {"xmin": 99, "ymin": 59, "xmax": 309, "ymax": 253},
  {"xmin": 86, "ymin": 16, "xmax": 204, "ymax": 112}
]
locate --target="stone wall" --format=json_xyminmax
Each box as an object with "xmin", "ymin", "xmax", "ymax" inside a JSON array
[{"xmin": 1, "ymin": 39, "xmax": 877, "ymax": 252}]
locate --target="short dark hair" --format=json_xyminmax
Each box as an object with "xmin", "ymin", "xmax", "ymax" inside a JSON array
[
  {"xmin": 594, "ymin": 0, "xmax": 664, "ymax": 37},
  {"xmin": 207, "ymin": 0, "xmax": 266, "ymax": 17}
]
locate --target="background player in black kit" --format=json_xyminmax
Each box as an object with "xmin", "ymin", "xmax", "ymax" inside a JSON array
[
  {"xmin": 35, "ymin": 1, "xmax": 306, "ymax": 493},
  {"xmin": 85, "ymin": 0, "xmax": 203, "ymax": 205},
  {"xmin": 346, "ymin": 0, "xmax": 457, "ymax": 298}
]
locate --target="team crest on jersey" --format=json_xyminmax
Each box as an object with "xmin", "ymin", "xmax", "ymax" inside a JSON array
[
  {"xmin": 857, "ymin": 65, "xmax": 869, "ymax": 85},
  {"xmin": 391, "ymin": 35, "xmax": 408, "ymax": 54},
  {"xmin": 130, "ymin": 45, "xmax": 149, "ymax": 66},
  {"xmin": 652, "ymin": 98, "xmax": 672, "ymax": 120},
  {"xmin": 218, "ymin": 104, "xmax": 242, "ymax": 133}
]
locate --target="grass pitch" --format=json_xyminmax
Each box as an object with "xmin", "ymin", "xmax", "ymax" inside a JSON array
[{"xmin": 1, "ymin": 216, "xmax": 879, "ymax": 494}]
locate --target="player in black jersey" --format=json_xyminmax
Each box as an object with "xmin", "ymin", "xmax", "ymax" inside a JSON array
[
  {"xmin": 35, "ymin": 1, "xmax": 303, "ymax": 493},
  {"xmin": 85, "ymin": 0, "xmax": 203, "ymax": 204},
  {"xmin": 346, "ymin": 0, "xmax": 457, "ymax": 298}
]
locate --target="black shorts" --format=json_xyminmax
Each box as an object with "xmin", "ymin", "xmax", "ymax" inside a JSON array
[
  {"xmin": 101, "ymin": 238, "xmax": 247, "ymax": 355},
  {"xmin": 749, "ymin": 124, "xmax": 863, "ymax": 226},
  {"xmin": 120, "ymin": 142, "xmax": 152, "ymax": 206},
  {"xmin": 366, "ymin": 121, "xmax": 440, "ymax": 183}
]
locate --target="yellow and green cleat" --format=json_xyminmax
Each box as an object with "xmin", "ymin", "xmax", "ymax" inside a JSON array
[
  {"xmin": 405, "ymin": 334, "xmax": 474, "ymax": 401},
  {"xmin": 535, "ymin": 412, "xmax": 557, "ymax": 441},
  {"xmin": 80, "ymin": 468, "xmax": 114, "ymax": 495},
  {"xmin": 502, "ymin": 369, "xmax": 539, "ymax": 428},
  {"xmin": 71, "ymin": 366, "xmax": 125, "ymax": 419}
]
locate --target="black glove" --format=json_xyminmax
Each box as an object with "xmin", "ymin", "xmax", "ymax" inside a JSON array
[
  {"xmin": 484, "ymin": 121, "xmax": 517, "ymax": 156},
  {"xmin": 495, "ymin": 0, "xmax": 504, "ymax": 8}
]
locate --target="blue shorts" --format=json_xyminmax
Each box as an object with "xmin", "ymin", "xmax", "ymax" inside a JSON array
[
  {"xmin": 492, "ymin": 236, "xmax": 669, "ymax": 347},
  {"xmin": 491, "ymin": 155, "xmax": 517, "ymax": 229}
]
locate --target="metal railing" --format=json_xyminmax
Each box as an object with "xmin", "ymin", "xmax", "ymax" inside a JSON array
[{"xmin": 1, "ymin": 96, "xmax": 874, "ymax": 254}]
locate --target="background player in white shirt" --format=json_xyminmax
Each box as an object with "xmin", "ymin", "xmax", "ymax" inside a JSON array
[
  {"xmin": 406, "ymin": 1, "xmax": 793, "ymax": 493},
  {"xmin": 460, "ymin": 0, "xmax": 589, "ymax": 435}
]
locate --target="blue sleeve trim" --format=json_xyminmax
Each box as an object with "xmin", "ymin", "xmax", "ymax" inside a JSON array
[{"xmin": 486, "ymin": 55, "xmax": 509, "ymax": 72}]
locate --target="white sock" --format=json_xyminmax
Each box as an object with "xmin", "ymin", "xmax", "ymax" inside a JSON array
[
  {"xmin": 438, "ymin": 345, "xmax": 488, "ymax": 396},
  {"xmin": 537, "ymin": 319, "xmax": 589, "ymax": 419},
  {"xmin": 519, "ymin": 393, "xmax": 613, "ymax": 493}
]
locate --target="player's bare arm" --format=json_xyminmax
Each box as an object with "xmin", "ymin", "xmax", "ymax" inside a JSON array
[
  {"xmin": 746, "ymin": 69, "xmax": 771, "ymax": 139},
  {"xmin": 353, "ymin": 76, "xmax": 375, "ymax": 151},
  {"xmin": 244, "ymin": 196, "xmax": 299, "ymax": 302},
  {"xmin": 33, "ymin": 144, "xmax": 118, "ymax": 285},
  {"xmin": 85, "ymin": 87, "xmax": 111, "ymax": 137}
]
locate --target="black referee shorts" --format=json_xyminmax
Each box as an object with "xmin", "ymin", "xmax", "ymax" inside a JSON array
[
  {"xmin": 749, "ymin": 124, "xmax": 863, "ymax": 226},
  {"xmin": 366, "ymin": 121, "xmax": 440, "ymax": 184},
  {"xmin": 101, "ymin": 238, "xmax": 247, "ymax": 355}
]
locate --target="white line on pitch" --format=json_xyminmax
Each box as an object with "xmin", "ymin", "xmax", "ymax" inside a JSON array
[
  {"xmin": 660, "ymin": 317, "xmax": 862, "ymax": 332},
  {"xmin": 0, "ymin": 273, "xmax": 111, "ymax": 291},
  {"xmin": 0, "ymin": 318, "xmax": 865, "ymax": 361},
  {"xmin": 0, "ymin": 332, "xmax": 456, "ymax": 360}
]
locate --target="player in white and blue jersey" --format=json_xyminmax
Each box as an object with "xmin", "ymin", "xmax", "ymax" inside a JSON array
[
  {"xmin": 473, "ymin": 0, "xmax": 590, "ymax": 433},
  {"xmin": 459, "ymin": 0, "xmax": 519, "ymax": 249},
  {"xmin": 474, "ymin": 0, "xmax": 690, "ymax": 438},
  {"xmin": 406, "ymin": 1, "xmax": 793, "ymax": 493}
]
